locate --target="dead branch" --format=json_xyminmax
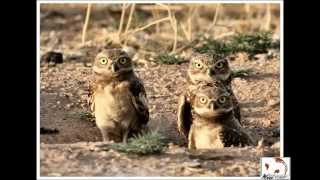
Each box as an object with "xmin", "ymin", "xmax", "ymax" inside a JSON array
[
  {"xmin": 126, "ymin": 17, "xmax": 171, "ymax": 35},
  {"xmin": 81, "ymin": 3, "xmax": 92, "ymax": 45},
  {"xmin": 123, "ymin": 4, "xmax": 136, "ymax": 46},
  {"xmin": 206, "ymin": 3, "xmax": 221, "ymax": 33}
]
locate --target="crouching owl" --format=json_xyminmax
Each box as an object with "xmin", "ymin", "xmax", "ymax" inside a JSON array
[
  {"xmin": 187, "ymin": 52, "xmax": 242, "ymax": 124},
  {"xmin": 177, "ymin": 84, "xmax": 254, "ymax": 150},
  {"xmin": 88, "ymin": 49, "xmax": 149, "ymax": 143}
]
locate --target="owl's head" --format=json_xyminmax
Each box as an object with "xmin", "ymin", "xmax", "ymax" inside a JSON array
[
  {"xmin": 93, "ymin": 49, "xmax": 133, "ymax": 77},
  {"xmin": 192, "ymin": 85, "xmax": 233, "ymax": 119},
  {"xmin": 188, "ymin": 53, "xmax": 231, "ymax": 84}
]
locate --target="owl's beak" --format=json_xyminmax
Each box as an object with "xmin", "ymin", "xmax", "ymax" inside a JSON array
[
  {"xmin": 211, "ymin": 102, "xmax": 217, "ymax": 110},
  {"xmin": 208, "ymin": 68, "xmax": 215, "ymax": 76},
  {"xmin": 111, "ymin": 63, "xmax": 119, "ymax": 72}
]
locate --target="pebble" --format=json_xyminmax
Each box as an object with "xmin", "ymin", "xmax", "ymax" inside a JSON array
[
  {"xmin": 47, "ymin": 173, "xmax": 62, "ymax": 176},
  {"xmin": 66, "ymin": 103, "xmax": 73, "ymax": 109},
  {"xmin": 183, "ymin": 160, "xmax": 201, "ymax": 168},
  {"xmin": 268, "ymin": 99, "xmax": 280, "ymax": 107}
]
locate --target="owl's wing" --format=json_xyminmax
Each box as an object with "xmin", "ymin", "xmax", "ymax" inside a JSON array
[
  {"xmin": 230, "ymin": 91, "xmax": 241, "ymax": 124},
  {"xmin": 129, "ymin": 78, "xmax": 149, "ymax": 125},
  {"xmin": 219, "ymin": 126, "xmax": 255, "ymax": 147},
  {"xmin": 177, "ymin": 92, "xmax": 192, "ymax": 138}
]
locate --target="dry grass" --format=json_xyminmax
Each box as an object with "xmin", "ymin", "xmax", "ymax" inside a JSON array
[{"xmin": 75, "ymin": 3, "xmax": 279, "ymax": 54}]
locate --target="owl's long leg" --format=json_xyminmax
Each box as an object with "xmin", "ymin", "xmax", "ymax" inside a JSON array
[
  {"xmin": 100, "ymin": 129, "xmax": 110, "ymax": 142},
  {"xmin": 188, "ymin": 126, "xmax": 196, "ymax": 150},
  {"xmin": 122, "ymin": 130, "xmax": 129, "ymax": 144}
]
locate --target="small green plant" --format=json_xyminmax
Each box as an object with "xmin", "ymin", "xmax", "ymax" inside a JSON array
[
  {"xmin": 230, "ymin": 31, "xmax": 275, "ymax": 56},
  {"xmin": 193, "ymin": 38, "xmax": 233, "ymax": 57},
  {"xmin": 232, "ymin": 68, "xmax": 253, "ymax": 78},
  {"xmin": 154, "ymin": 53, "xmax": 187, "ymax": 65},
  {"xmin": 108, "ymin": 132, "xmax": 168, "ymax": 155},
  {"xmin": 78, "ymin": 112, "xmax": 94, "ymax": 121},
  {"xmin": 192, "ymin": 31, "xmax": 280, "ymax": 58}
]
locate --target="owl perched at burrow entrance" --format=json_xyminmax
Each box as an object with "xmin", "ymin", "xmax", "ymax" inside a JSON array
[
  {"xmin": 177, "ymin": 84, "xmax": 254, "ymax": 150},
  {"xmin": 187, "ymin": 52, "xmax": 242, "ymax": 124},
  {"xmin": 88, "ymin": 49, "xmax": 149, "ymax": 143}
]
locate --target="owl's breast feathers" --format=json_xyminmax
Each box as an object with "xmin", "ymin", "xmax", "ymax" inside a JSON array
[{"xmin": 88, "ymin": 76, "xmax": 149, "ymax": 125}]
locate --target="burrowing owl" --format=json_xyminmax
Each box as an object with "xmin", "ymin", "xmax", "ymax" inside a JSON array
[
  {"xmin": 88, "ymin": 49, "xmax": 149, "ymax": 143},
  {"xmin": 187, "ymin": 52, "xmax": 241, "ymax": 124},
  {"xmin": 177, "ymin": 84, "xmax": 254, "ymax": 149}
]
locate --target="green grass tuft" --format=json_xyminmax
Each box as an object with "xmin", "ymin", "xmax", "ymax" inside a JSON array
[
  {"xmin": 230, "ymin": 31, "xmax": 275, "ymax": 56},
  {"xmin": 193, "ymin": 31, "xmax": 280, "ymax": 58},
  {"xmin": 78, "ymin": 112, "xmax": 94, "ymax": 121},
  {"xmin": 193, "ymin": 38, "xmax": 233, "ymax": 57},
  {"xmin": 154, "ymin": 53, "xmax": 188, "ymax": 65},
  {"xmin": 232, "ymin": 68, "xmax": 253, "ymax": 78},
  {"xmin": 108, "ymin": 132, "xmax": 168, "ymax": 155}
]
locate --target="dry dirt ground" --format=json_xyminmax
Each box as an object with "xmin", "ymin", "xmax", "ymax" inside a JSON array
[{"xmin": 40, "ymin": 4, "xmax": 280, "ymax": 177}]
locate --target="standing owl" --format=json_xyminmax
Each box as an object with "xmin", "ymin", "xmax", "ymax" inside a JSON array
[
  {"xmin": 88, "ymin": 49, "xmax": 149, "ymax": 143},
  {"xmin": 177, "ymin": 85, "xmax": 254, "ymax": 149},
  {"xmin": 187, "ymin": 52, "xmax": 241, "ymax": 124}
]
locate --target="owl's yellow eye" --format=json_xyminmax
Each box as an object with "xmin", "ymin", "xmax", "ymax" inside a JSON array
[
  {"xmin": 218, "ymin": 96, "xmax": 227, "ymax": 104},
  {"xmin": 119, "ymin": 57, "xmax": 128, "ymax": 65},
  {"xmin": 100, "ymin": 58, "xmax": 108, "ymax": 65},
  {"xmin": 216, "ymin": 62, "xmax": 224, "ymax": 69},
  {"xmin": 194, "ymin": 62, "xmax": 203, "ymax": 69},
  {"xmin": 199, "ymin": 97, "xmax": 207, "ymax": 104}
]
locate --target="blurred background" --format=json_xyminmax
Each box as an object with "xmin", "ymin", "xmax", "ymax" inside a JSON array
[{"xmin": 40, "ymin": 3, "xmax": 280, "ymax": 58}]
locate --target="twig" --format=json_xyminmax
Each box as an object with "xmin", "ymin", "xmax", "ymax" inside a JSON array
[
  {"xmin": 262, "ymin": 4, "xmax": 271, "ymax": 31},
  {"xmin": 151, "ymin": 7, "xmax": 161, "ymax": 34},
  {"xmin": 171, "ymin": 15, "xmax": 178, "ymax": 53},
  {"xmin": 214, "ymin": 31, "xmax": 235, "ymax": 40},
  {"xmin": 187, "ymin": 5, "xmax": 196, "ymax": 41},
  {"xmin": 117, "ymin": 3, "xmax": 127, "ymax": 44},
  {"xmin": 137, "ymin": 5, "xmax": 184, "ymax": 11},
  {"xmin": 180, "ymin": 23, "xmax": 189, "ymax": 41},
  {"xmin": 126, "ymin": 17, "xmax": 171, "ymax": 35},
  {"xmin": 206, "ymin": 3, "xmax": 220, "ymax": 33},
  {"xmin": 81, "ymin": 3, "xmax": 92, "ymax": 45},
  {"xmin": 157, "ymin": 3, "xmax": 177, "ymax": 53},
  {"xmin": 123, "ymin": 4, "xmax": 136, "ymax": 46},
  {"xmin": 245, "ymin": 4, "xmax": 251, "ymax": 19}
]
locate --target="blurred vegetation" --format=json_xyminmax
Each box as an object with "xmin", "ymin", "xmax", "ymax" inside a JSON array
[
  {"xmin": 107, "ymin": 132, "xmax": 168, "ymax": 155},
  {"xmin": 155, "ymin": 31, "xmax": 280, "ymax": 65},
  {"xmin": 154, "ymin": 53, "xmax": 187, "ymax": 65},
  {"xmin": 78, "ymin": 111, "xmax": 95, "ymax": 121},
  {"xmin": 193, "ymin": 31, "xmax": 280, "ymax": 58},
  {"xmin": 232, "ymin": 68, "xmax": 253, "ymax": 78}
]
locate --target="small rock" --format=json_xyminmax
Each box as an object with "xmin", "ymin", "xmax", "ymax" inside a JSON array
[
  {"xmin": 66, "ymin": 103, "xmax": 73, "ymax": 109},
  {"xmin": 56, "ymin": 101, "xmax": 61, "ymax": 105},
  {"xmin": 183, "ymin": 160, "xmax": 201, "ymax": 168},
  {"xmin": 41, "ymin": 51, "xmax": 63, "ymax": 64},
  {"xmin": 40, "ymin": 127, "xmax": 59, "ymax": 134},
  {"xmin": 268, "ymin": 99, "xmax": 280, "ymax": 107},
  {"xmin": 47, "ymin": 173, "xmax": 62, "ymax": 176},
  {"xmin": 272, "ymin": 127, "xmax": 280, "ymax": 137},
  {"xmin": 253, "ymin": 54, "xmax": 268, "ymax": 61},
  {"xmin": 271, "ymin": 141, "xmax": 280, "ymax": 149}
]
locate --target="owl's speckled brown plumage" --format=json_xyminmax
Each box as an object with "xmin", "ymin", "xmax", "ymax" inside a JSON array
[
  {"xmin": 186, "ymin": 52, "xmax": 241, "ymax": 124},
  {"xmin": 177, "ymin": 85, "xmax": 254, "ymax": 150},
  {"xmin": 88, "ymin": 49, "xmax": 149, "ymax": 143}
]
